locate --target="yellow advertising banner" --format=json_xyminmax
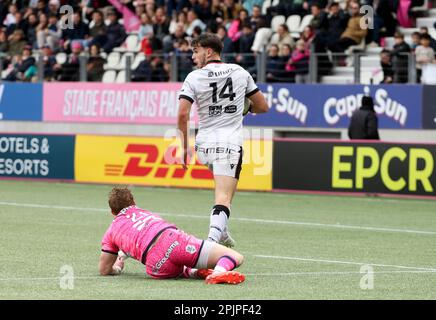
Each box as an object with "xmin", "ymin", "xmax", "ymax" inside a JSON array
[{"xmin": 75, "ymin": 135, "xmax": 272, "ymax": 191}]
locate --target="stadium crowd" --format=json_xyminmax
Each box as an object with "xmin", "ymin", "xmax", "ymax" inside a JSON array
[{"xmin": 0, "ymin": 0, "xmax": 435, "ymax": 83}]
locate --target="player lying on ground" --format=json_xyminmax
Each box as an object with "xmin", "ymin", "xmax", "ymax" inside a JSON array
[
  {"xmin": 177, "ymin": 33, "xmax": 268, "ymax": 248},
  {"xmin": 99, "ymin": 187, "xmax": 245, "ymax": 284}
]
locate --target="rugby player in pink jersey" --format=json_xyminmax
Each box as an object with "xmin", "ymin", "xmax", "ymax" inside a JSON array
[{"xmin": 99, "ymin": 187, "xmax": 245, "ymax": 284}]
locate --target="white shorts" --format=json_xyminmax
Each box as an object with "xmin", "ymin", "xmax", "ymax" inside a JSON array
[{"xmin": 195, "ymin": 143, "xmax": 243, "ymax": 179}]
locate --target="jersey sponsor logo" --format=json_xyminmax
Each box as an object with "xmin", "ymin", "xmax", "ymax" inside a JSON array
[
  {"xmin": 224, "ymin": 105, "xmax": 237, "ymax": 114},
  {"xmin": 207, "ymin": 68, "xmax": 234, "ymax": 78},
  {"xmin": 152, "ymin": 240, "xmax": 180, "ymax": 274},
  {"xmin": 209, "ymin": 105, "xmax": 222, "ymax": 116},
  {"xmin": 185, "ymin": 244, "xmax": 197, "ymax": 254},
  {"xmin": 195, "ymin": 146, "xmax": 238, "ymax": 155}
]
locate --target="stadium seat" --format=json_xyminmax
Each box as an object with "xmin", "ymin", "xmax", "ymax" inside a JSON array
[
  {"xmin": 271, "ymin": 15, "xmax": 286, "ymax": 33},
  {"xmin": 125, "ymin": 34, "xmax": 139, "ymax": 51},
  {"xmin": 55, "ymin": 52, "xmax": 67, "ymax": 65},
  {"xmin": 115, "ymin": 52, "xmax": 135, "ymax": 70},
  {"xmin": 421, "ymin": 64, "xmax": 436, "ymax": 84},
  {"xmin": 410, "ymin": 0, "xmax": 429, "ymax": 13},
  {"xmin": 298, "ymin": 14, "xmax": 314, "ymax": 32},
  {"xmin": 104, "ymin": 52, "xmax": 121, "ymax": 70},
  {"xmin": 102, "ymin": 70, "xmax": 117, "ymax": 83},
  {"xmin": 416, "ymin": 17, "xmax": 436, "ymax": 28},
  {"xmin": 286, "ymin": 15, "xmax": 301, "ymax": 33},
  {"xmin": 131, "ymin": 53, "xmax": 146, "ymax": 70},
  {"xmin": 261, "ymin": 0, "xmax": 272, "ymax": 15},
  {"xmin": 115, "ymin": 70, "xmax": 126, "ymax": 83},
  {"xmin": 383, "ymin": 37, "xmax": 395, "ymax": 49},
  {"xmin": 251, "ymin": 27, "xmax": 273, "ymax": 52}
]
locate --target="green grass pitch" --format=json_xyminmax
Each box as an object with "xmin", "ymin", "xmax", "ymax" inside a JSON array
[{"xmin": 0, "ymin": 180, "xmax": 435, "ymax": 299}]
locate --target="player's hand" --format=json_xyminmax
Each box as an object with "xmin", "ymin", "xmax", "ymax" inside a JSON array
[
  {"xmin": 181, "ymin": 148, "xmax": 191, "ymax": 170},
  {"xmin": 112, "ymin": 256, "xmax": 124, "ymax": 275}
]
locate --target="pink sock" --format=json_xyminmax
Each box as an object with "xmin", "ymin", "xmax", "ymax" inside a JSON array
[{"xmin": 214, "ymin": 255, "xmax": 237, "ymax": 273}]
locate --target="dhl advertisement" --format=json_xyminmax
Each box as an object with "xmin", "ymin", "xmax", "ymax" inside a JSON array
[{"xmin": 75, "ymin": 135, "xmax": 272, "ymax": 190}]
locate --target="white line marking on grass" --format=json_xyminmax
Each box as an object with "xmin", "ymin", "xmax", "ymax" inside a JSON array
[
  {"xmin": 1, "ymin": 201, "xmax": 436, "ymax": 236},
  {"xmin": 254, "ymin": 255, "xmax": 436, "ymax": 272},
  {"xmin": 1, "ymin": 270, "xmax": 435, "ymax": 282}
]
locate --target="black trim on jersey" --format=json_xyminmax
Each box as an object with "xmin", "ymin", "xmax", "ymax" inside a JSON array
[
  {"xmin": 141, "ymin": 226, "xmax": 178, "ymax": 265},
  {"xmin": 193, "ymin": 240, "xmax": 205, "ymax": 268},
  {"xmin": 205, "ymin": 60, "xmax": 222, "ymax": 65},
  {"xmin": 234, "ymin": 146, "xmax": 243, "ymax": 180},
  {"xmin": 101, "ymin": 249, "xmax": 118, "ymax": 256},
  {"xmin": 245, "ymin": 88, "xmax": 259, "ymax": 98},
  {"xmin": 221, "ymin": 255, "xmax": 238, "ymax": 269},
  {"xmin": 179, "ymin": 95, "xmax": 194, "ymax": 103}
]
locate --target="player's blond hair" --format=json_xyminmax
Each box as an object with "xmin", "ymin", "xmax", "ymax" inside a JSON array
[{"xmin": 108, "ymin": 187, "xmax": 135, "ymax": 215}]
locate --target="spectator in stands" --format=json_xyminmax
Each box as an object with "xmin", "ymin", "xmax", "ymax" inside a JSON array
[
  {"xmin": 410, "ymin": 31, "xmax": 421, "ymax": 51},
  {"xmin": 192, "ymin": 25, "xmax": 203, "ymax": 38},
  {"xmin": 322, "ymin": 2, "xmax": 349, "ymax": 48},
  {"xmin": 380, "ymin": 49, "xmax": 393, "ymax": 83},
  {"xmin": 54, "ymin": 40, "xmax": 83, "ymax": 81},
  {"xmin": 40, "ymin": 44, "xmax": 57, "ymax": 81},
  {"xmin": 300, "ymin": 25, "xmax": 315, "ymax": 52},
  {"xmin": 243, "ymin": 0, "xmax": 264, "ymax": 15},
  {"xmin": 169, "ymin": 11, "xmax": 188, "ymax": 35},
  {"xmin": 419, "ymin": 27, "xmax": 436, "ymax": 52},
  {"xmin": 47, "ymin": 0, "xmax": 60, "ymax": 17},
  {"xmin": 222, "ymin": 0, "xmax": 243, "ymax": 26},
  {"xmin": 285, "ymin": 39, "xmax": 310, "ymax": 83},
  {"xmin": 0, "ymin": 28, "xmax": 9, "ymax": 54},
  {"xmin": 38, "ymin": 13, "xmax": 61, "ymax": 51},
  {"xmin": 227, "ymin": 8, "xmax": 249, "ymax": 43},
  {"xmin": 310, "ymin": 3, "xmax": 328, "ymax": 32},
  {"xmin": 88, "ymin": 10, "xmax": 107, "ymax": 47},
  {"xmin": 6, "ymin": 11, "xmax": 27, "ymax": 37},
  {"xmin": 164, "ymin": 22, "xmax": 188, "ymax": 53},
  {"xmin": 216, "ymin": 25, "xmax": 235, "ymax": 56},
  {"xmin": 7, "ymin": 29, "xmax": 27, "ymax": 57},
  {"xmin": 86, "ymin": 43, "xmax": 106, "ymax": 82},
  {"xmin": 210, "ymin": 0, "xmax": 225, "ymax": 27},
  {"xmin": 249, "ymin": 5, "xmax": 267, "ymax": 31},
  {"xmin": 269, "ymin": 24, "xmax": 295, "ymax": 56},
  {"xmin": 193, "ymin": 0, "xmax": 211, "ymax": 25},
  {"xmin": 397, "ymin": 0, "xmax": 414, "ymax": 28},
  {"xmin": 186, "ymin": 9, "xmax": 206, "ymax": 37},
  {"xmin": 61, "ymin": 12, "xmax": 90, "ymax": 51},
  {"xmin": 26, "ymin": 13, "xmax": 38, "ymax": 48},
  {"xmin": 266, "ymin": 44, "xmax": 284, "ymax": 82},
  {"xmin": 348, "ymin": 96, "xmax": 380, "ymax": 140},
  {"xmin": 3, "ymin": 4, "xmax": 18, "ymax": 28},
  {"xmin": 236, "ymin": 22, "xmax": 255, "ymax": 69},
  {"xmin": 415, "ymin": 33, "xmax": 436, "ymax": 83},
  {"xmin": 365, "ymin": 0, "xmax": 397, "ymax": 46},
  {"xmin": 152, "ymin": 7, "xmax": 170, "ymax": 50},
  {"xmin": 390, "ymin": 32, "xmax": 410, "ymax": 83},
  {"xmin": 4, "ymin": 45, "xmax": 36, "ymax": 82},
  {"xmin": 101, "ymin": 10, "xmax": 127, "ymax": 53},
  {"xmin": 328, "ymin": 1, "xmax": 367, "ymax": 63},
  {"xmin": 138, "ymin": 13, "xmax": 154, "ymax": 41},
  {"xmin": 175, "ymin": 38, "xmax": 193, "ymax": 81}
]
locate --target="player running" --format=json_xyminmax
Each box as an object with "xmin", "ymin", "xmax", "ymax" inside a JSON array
[
  {"xmin": 177, "ymin": 33, "xmax": 268, "ymax": 248},
  {"xmin": 99, "ymin": 187, "xmax": 245, "ymax": 285}
]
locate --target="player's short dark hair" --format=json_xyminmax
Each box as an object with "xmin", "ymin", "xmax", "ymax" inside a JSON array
[
  {"xmin": 191, "ymin": 33, "xmax": 223, "ymax": 55},
  {"xmin": 108, "ymin": 187, "xmax": 135, "ymax": 215}
]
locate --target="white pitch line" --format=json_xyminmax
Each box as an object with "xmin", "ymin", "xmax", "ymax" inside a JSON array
[
  {"xmin": 0, "ymin": 201, "xmax": 435, "ymax": 236},
  {"xmin": 254, "ymin": 255, "xmax": 436, "ymax": 272},
  {"xmin": 1, "ymin": 270, "xmax": 436, "ymax": 282}
]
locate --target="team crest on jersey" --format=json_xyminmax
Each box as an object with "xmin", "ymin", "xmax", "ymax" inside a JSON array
[
  {"xmin": 209, "ymin": 106, "xmax": 222, "ymax": 116},
  {"xmin": 185, "ymin": 245, "xmax": 197, "ymax": 254}
]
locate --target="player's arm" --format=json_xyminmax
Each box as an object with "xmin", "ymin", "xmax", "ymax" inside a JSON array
[
  {"xmin": 99, "ymin": 251, "xmax": 122, "ymax": 276},
  {"xmin": 177, "ymin": 97, "xmax": 193, "ymax": 169},
  {"xmin": 247, "ymin": 90, "xmax": 269, "ymax": 114}
]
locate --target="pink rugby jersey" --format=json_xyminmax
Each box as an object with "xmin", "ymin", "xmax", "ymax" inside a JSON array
[{"xmin": 101, "ymin": 205, "xmax": 177, "ymax": 264}]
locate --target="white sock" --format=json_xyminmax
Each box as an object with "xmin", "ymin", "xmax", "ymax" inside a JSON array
[{"xmin": 207, "ymin": 205, "xmax": 229, "ymax": 242}]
